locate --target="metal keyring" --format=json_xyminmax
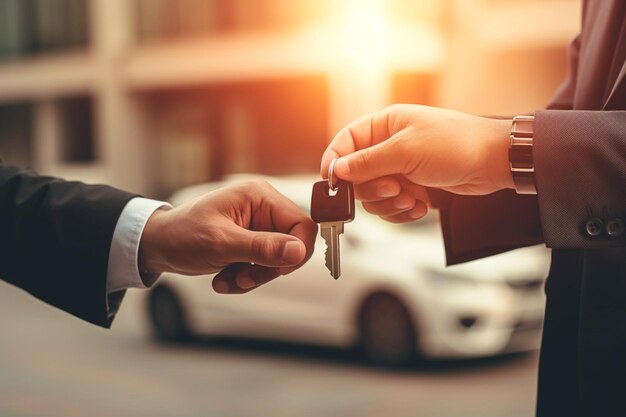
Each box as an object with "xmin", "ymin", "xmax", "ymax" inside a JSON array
[{"xmin": 328, "ymin": 158, "xmax": 338, "ymax": 191}]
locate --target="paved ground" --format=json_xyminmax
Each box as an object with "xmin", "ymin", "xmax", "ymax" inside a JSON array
[{"xmin": 0, "ymin": 281, "xmax": 540, "ymax": 417}]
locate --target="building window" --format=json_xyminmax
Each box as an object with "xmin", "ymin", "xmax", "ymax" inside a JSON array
[
  {"xmin": 134, "ymin": 0, "xmax": 331, "ymax": 42},
  {"xmin": 0, "ymin": 0, "xmax": 89, "ymax": 61},
  {"xmin": 146, "ymin": 76, "xmax": 328, "ymax": 196},
  {"xmin": 57, "ymin": 96, "xmax": 95, "ymax": 163},
  {"xmin": 0, "ymin": 102, "xmax": 34, "ymax": 167}
]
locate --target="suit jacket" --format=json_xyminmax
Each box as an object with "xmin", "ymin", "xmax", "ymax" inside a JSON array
[
  {"xmin": 433, "ymin": 1, "xmax": 626, "ymax": 416},
  {"xmin": 0, "ymin": 164, "xmax": 136, "ymax": 327}
]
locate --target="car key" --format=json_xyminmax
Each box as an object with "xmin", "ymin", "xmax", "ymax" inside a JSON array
[{"xmin": 310, "ymin": 178, "xmax": 355, "ymax": 279}]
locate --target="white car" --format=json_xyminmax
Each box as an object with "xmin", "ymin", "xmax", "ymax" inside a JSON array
[{"xmin": 146, "ymin": 175, "xmax": 551, "ymax": 365}]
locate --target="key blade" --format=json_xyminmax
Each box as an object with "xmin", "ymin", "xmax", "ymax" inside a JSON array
[
  {"xmin": 320, "ymin": 224, "xmax": 333, "ymax": 244},
  {"xmin": 320, "ymin": 226, "xmax": 336, "ymax": 278},
  {"xmin": 321, "ymin": 222, "xmax": 343, "ymax": 279},
  {"xmin": 325, "ymin": 241, "xmax": 339, "ymax": 279}
]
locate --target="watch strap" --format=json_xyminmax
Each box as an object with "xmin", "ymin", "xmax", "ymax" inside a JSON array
[{"xmin": 509, "ymin": 115, "xmax": 537, "ymax": 195}]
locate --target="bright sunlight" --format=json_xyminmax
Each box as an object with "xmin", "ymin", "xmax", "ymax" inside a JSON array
[{"xmin": 340, "ymin": 0, "xmax": 391, "ymax": 70}]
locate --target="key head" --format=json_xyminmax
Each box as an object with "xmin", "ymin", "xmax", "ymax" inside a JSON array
[{"xmin": 311, "ymin": 179, "xmax": 355, "ymax": 223}]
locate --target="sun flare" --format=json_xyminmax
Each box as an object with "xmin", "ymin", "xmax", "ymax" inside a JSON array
[{"xmin": 341, "ymin": 0, "xmax": 391, "ymax": 70}]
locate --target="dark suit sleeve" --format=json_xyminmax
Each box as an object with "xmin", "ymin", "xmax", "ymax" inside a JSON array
[
  {"xmin": 430, "ymin": 190, "xmax": 544, "ymax": 265},
  {"xmin": 534, "ymin": 109, "xmax": 626, "ymax": 248},
  {"xmin": 0, "ymin": 164, "xmax": 138, "ymax": 327}
]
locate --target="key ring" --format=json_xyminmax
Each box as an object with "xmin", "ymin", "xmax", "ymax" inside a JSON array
[{"xmin": 328, "ymin": 159, "xmax": 338, "ymax": 191}]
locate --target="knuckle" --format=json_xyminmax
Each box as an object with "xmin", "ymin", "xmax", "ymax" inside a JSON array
[
  {"xmin": 386, "ymin": 103, "xmax": 402, "ymax": 114},
  {"xmin": 239, "ymin": 179, "xmax": 277, "ymax": 199},
  {"xmin": 352, "ymin": 149, "xmax": 372, "ymax": 170},
  {"xmin": 340, "ymin": 126, "xmax": 353, "ymax": 140},
  {"xmin": 243, "ymin": 179, "xmax": 271, "ymax": 190}
]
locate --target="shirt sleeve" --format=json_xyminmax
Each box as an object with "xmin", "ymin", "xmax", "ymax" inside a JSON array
[{"xmin": 106, "ymin": 197, "xmax": 172, "ymax": 294}]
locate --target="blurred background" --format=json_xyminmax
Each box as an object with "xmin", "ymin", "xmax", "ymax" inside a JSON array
[{"xmin": 0, "ymin": 0, "xmax": 579, "ymax": 416}]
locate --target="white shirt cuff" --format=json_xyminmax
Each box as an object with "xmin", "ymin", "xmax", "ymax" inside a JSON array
[{"xmin": 106, "ymin": 197, "xmax": 172, "ymax": 294}]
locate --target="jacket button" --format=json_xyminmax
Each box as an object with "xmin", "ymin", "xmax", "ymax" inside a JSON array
[
  {"xmin": 606, "ymin": 218, "xmax": 624, "ymax": 237},
  {"xmin": 585, "ymin": 218, "xmax": 603, "ymax": 237}
]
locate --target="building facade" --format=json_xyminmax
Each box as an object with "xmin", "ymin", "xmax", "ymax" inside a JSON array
[{"xmin": 0, "ymin": 0, "xmax": 579, "ymax": 198}]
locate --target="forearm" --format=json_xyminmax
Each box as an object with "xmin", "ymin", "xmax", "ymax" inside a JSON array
[{"xmin": 0, "ymin": 164, "xmax": 136, "ymax": 326}]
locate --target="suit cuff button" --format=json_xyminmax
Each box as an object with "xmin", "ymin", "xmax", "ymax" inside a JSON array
[
  {"xmin": 585, "ymin": 217, "xmax": 603, "ymax": 237},
  {"xmin": 607, "ymin": 218, "xmax": 624, "ymax": 237}
]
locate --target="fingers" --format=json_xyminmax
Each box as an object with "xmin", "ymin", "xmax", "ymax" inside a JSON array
[
  {"xmin": 227, "ymin": 180, "xmax": 317, "ymax": 270},
  {"xmin": 396, "ymin": 177, "xmax": 432, "ymax": 207},
  {"xmin": 331, "ymin": 132, "xmax": 414, "ymax": 184},
  {"xmin": 352, "ymin": 175, "xmax": 431, "ymax": 203},
  {"xmin": 353, "ymin": 176, "xmax": 401, "ymax": 202},
  {"xmin": 277, "ymin": 220, "xmax": 317, "ymax": 275},
  {"xmin": 213, "ymin": 228, "xmax": 311, "ymax": 294},
  {"xmin": 264, "ymin": 183, "xmax": 318, "ymax": 268},
  {"xmin": 259, "ymin": 191, "xmax": 318, "ymax": 272},
  {"xmin": 227, "ymin": 229, "xmax": 308, "ymax": 268},
  {"xmin": 380, "ymin": 200, "xmax": 428, "ymax": 224},
  {"xmin": 246, "ymin": 181, "xmax": 317, "ymax": 255},
  {"xmin": 210, "ymin": 181, "xmax": 318, "ymax": 294},
  {"xmin": 321, "ymin": 110, "xmax": 394, "ymax": 178},
  {"xmin": 360, "ymin": 181, "xmax": 430, "ymax": 222},
  {"xmin": 321, "ymin": 107, "xmax": 420, "ymax": 185},
  {"xmin": 362, "ymin": 190, "xmax": 417, "ymax": 216},
  {"xmin": 212, "ymin": 263, "xmax": 281, "ymax": 294}
]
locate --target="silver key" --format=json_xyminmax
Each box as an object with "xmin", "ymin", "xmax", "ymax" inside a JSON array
[
  {"xmin": 310, "ymin": 168, "xmax": 355, "ymax": 279},
  {"xmin": 320, "ymin": 221, "xmax": 344, "ymax": 278}
]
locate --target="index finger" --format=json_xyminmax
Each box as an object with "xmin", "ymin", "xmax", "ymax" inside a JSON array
[
  {"xmin": 259, "ymin": 186, "xmax": 318, "ymax": 268},
  {"xmin": 320, "ymin": 109, "xmax": 393, "ymax": 178}
]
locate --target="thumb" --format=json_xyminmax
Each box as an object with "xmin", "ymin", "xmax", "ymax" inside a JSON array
[
  {"xmin": 333, "ymin": 136, "xmax": 409, "ymax": 184},
  {"xmin": 230, "ymin": 229, "xmax": 306, "ymax": 268}
]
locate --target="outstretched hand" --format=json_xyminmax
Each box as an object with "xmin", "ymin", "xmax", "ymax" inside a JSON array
[
  {"xmin": 138, "ymin": 180, "xmax": 318, "ymax": 294},
  {"xmin": 321, "ymin": 105, "xmax": 514, "ymax": 223}
]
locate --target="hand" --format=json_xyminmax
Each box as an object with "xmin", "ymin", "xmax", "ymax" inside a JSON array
[
  {"xmin": 138, "ymin": 180, "xmax": 318, "ymax": 294},
  {"xmin": 321, "ymin": 104, "xmax": 514, "ymax": 223}
]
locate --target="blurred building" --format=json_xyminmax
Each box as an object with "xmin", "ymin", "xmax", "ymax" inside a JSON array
[{"xmin": 0, "ymin": 0, "xmax": 579, "ymax": 197}]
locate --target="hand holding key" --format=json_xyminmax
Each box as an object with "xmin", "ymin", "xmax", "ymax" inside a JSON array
[
  {"xmin": 139, "ymin": 180, "xmax": 318, "ymax": 294},
  {"xmin": 321, "ymin": 105, "xmax": 514, "ymax": 223},
  {"xmin": 311, "ymin": 161, "xmax": 355, "ymax": 279}
]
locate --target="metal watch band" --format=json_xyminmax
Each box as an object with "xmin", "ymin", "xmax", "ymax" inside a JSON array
[{"xmin": 509, "ymin": 115, "xmax": 537, "ymax": 195}]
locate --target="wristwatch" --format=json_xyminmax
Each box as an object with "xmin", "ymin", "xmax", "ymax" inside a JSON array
[{"xmin": 509, "ymin": 115, "xmax": 537, "ymax": 195}]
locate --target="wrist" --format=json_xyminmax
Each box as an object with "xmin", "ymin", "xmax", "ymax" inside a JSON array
[
  {"xmin": 138, "ymin": 207, "xmax": 173, "ymax": 274},
  {"xmin": 487, "ymin": 118, "xmax": 515, "ymax": 190}
]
